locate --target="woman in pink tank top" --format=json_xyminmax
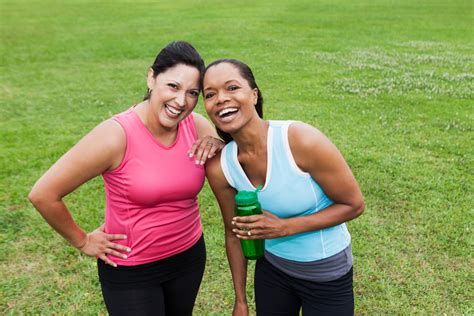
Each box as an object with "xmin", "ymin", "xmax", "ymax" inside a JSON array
[{"xmin": 29, "ymin": 41, "xmax": 223, "ymax": 315}]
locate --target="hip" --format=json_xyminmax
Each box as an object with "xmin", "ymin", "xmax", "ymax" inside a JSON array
[{"xmin": 98, "ymin": 234, "xmax": 206, "ymax": 289}]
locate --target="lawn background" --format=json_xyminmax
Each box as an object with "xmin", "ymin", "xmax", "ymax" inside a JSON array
[{"xmin": 1, "ymin": 0, "xmax": 472, "ymax": 314}]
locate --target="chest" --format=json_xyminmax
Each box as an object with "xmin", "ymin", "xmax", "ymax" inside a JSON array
[
  {"xmin": 258, "ymin": 174, "xmax": 319, "ymax": 218},
  {"xmin": 238, "ymin": 153, "xmax": 268, "ymax": 189},
  {"xmin": 233, "ymin": 153, "xmax": 319, "ymax": 217},
  {"xmin": 121, "ymin": 145, "xmax": 205, "ymax": 206}
]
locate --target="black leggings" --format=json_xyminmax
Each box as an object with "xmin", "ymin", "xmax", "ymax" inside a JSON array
[
  {"xmin": 98, "ymin": 235, "xmax": 206, "ymax": 316},
  {"xmin": 255, "ymin": 256, "xmax": 354, "ymax": 316}
]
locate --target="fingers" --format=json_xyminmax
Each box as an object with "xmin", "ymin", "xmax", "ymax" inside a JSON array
[
  {"xmin": 207, "ymin": 145, "xmax": 218, "ymax": 159},
  {"xmin": 105, "ymin": 247, "xmax": 128, "ymax": 259},
  {"xmin": 231, "ymin": 212, "xmax": 281, "ymax": 239},
  {"xmin": 208, "ymin": 139, "xmax": 224, "ymax": 159},
  {"xmin": 104, "ymin": 236, "xmax": 131, "ymax": 259},
  {"xmin": 233, "ymin": 221, "xmax": 259, "ymax": 231},
  {"xmin": 187, "ymin": 138, "xmax": 203, "ymax": 158},
  {"xmin": 195, "ymin": 141, "xmax": 213, "ymax": 165},
  {"xmin": 233, "ymin": 215, "xmax": 261, "ymax": 224},
  {"xmin": 106, "ymin": 234, "xmax": 127, "ymax": 241},
  {"xmin": 232, "ymin": 228, "xmax": 259, "ymax": 239},
  {"xmin": 99, "ymin": 254, "xmax": 117, "ymax": 268},
  {"xmin": 232, "ymin": 216, "xmax": 261, "ymax": 232},
  {"xmin": 108, "ymin": 242, "xmax": 131, "ymax": 252},
  {"xmin": 188, "ymin": 137, "xmax": 225, "ymax": 165}
]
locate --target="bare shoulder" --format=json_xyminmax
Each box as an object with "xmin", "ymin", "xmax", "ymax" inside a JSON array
[
  {"xmin": 67, "ymin": 118, "xmax": 126, "ymax": 171},
  {"xmin": 191, "ymin": 112, "xmax": 207, "ymax": 128},
  {"xmin": 205, "ymin": 150, "xmax": 232, "ymax": 187},
  {"xmin": 287, "ymin": 121, "xmax": 340, "ymax": 172},
  {"xmin": 31, "ymin": 118, "xmax": 128, "ymax": 198},
  {"xmin": 192, "ymin": 112, "xmax": 217, "ymax": 138},
  {"xmin": 288, "ymin": 121, "xmax": 329, "ymax": 150},
  {"xmin": 192, "ymin": 111, "xmax": 207, "ymax": 123},
  {"xmin": 82, "ymin": 119, "xmax": 125, "ymax": 155},
  {"xmin": 205, "ymin": 150, "xmax": 224, "ymax": 178}
]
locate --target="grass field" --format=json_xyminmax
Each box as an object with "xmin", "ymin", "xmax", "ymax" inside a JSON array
[{"xmin": 1, "ymin": 0, "xmax": 473, "ymax": 314}]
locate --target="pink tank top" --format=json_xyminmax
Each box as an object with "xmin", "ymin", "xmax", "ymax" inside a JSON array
[{"xmin": 102, "ymin": 107, "xmax": 205, "ymax": 266}]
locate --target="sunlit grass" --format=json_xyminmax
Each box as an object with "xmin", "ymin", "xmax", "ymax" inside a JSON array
[{"xmin": 1, "ymin": 0, "xmax": 472, "ymax": 314}]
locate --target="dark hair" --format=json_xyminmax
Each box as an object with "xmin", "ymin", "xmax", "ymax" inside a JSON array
[
  {"xmin": 203, "ymin": 59, "xmax": 264, "ymax": 144},
  {"xmin": 144, "ymin": 41, "xmax": 205, "ymax": 100}
]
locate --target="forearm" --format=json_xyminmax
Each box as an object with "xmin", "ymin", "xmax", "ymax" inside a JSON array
[
  {"xmin": 225, "ymin": 232, "xmax": 248, "ymax": 304},
  {"xmin": 285, "ymin": 202, "xmax": 364, "ymax": 236},
  {"xmin": 29, "ymin": 196, "xmax": 87, "ymax": 248}
]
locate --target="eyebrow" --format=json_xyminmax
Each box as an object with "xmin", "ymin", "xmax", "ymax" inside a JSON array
[
  {"xmin": 168, "ymin": 80, "xmax": 199, "ymax": 91},
  {"xmin": 204, "ymin": 79, "xmax": 240, "ymax": 91},
  {"xmin": 167, "ymin": 80, "xmax": 181, "ymax": 87}
]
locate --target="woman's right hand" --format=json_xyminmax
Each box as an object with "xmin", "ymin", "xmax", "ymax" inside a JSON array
[
  {"xmin": 232, "ymin": 301, "xmax": 249, "ymax": 316},
  {"xmin": 78, "ymin": 224, "xmax": 130, "ymax": 267},
  {"xmin": 188, "ymin": 135, "xmax": 225, "ymax": 165}
]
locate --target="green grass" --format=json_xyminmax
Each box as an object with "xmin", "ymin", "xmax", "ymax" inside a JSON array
[{"xmin": 1, "ymin": 0, "xmax": 472, "ymax": 314}]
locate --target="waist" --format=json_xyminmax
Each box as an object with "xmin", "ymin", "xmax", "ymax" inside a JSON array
[
  {"xmin": 264, "ymin": 244, "xmax": 353, "ymax": 282},
  {"xmin": 98, "ymin": 234, "xmax": 206, "ymax": 288},
  {"xmin": 265, "ymin": 223, "xmax": 351, "ymax": 262},
  {"xmin": 105, "ymin": 201, "xmax": 202, "ymax": 266}
]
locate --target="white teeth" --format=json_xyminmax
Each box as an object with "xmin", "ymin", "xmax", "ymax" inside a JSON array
[
  {"xmin": 166, "ymin": 104, "xmax": 183, "ymax": 115},
  {"xmin": 218, "ymin": 107, "xmax": 238, "ymax": 117}
]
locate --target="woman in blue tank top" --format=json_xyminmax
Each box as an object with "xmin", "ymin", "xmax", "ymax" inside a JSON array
[{"xmin": 204, "ymin": 59, "xmax": 365, "ymax": 316}]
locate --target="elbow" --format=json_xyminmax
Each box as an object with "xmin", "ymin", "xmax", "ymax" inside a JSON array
[
  {"xmin": 28, "ymin": 180, "xmax": 63, "ymax": 216},
  {"xmin": 28, "ymin": 186, "xmax": 44, "ymax": 209},
  {"xmin": 353, "ymin": 199, "xmax": 365, "ymax": 218},
  {"xmin": 28, "ymin": 187, "xmax": 39, "ymax": 206},
  {"xmin": 28, "ymin": 184, "xmax": 54, "ymax": 211}
]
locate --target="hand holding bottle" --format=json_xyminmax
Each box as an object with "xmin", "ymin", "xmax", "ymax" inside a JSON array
[{"xmin": 232, "ymin": 210, "xmax": 290, "ymax": 240}]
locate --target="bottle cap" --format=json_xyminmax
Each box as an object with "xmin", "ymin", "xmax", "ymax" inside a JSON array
[{"xmin": 235, "ymin": 186, "xmax": 262, "ymax": 206}]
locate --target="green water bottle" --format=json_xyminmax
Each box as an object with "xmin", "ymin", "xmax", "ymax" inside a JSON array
[{"xmin": 234, "ymin": 189, "xmax": 265, "ymax": 260}]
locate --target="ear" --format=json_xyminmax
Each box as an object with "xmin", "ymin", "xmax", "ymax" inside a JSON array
[
  {"xmin": 147, "ymin": 68, "xmax": 155, "ymax": 90},
  {"xmin": 252, "ymin": 88, "xmax": 258, "ymax": 105}
]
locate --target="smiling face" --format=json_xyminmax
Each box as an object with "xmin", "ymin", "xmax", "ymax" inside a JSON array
[
  {"xmin": 203, "ymin": 62, "xmax": 258, "ymax": 134},
  {"xmin": 147, "ymin": 63, "xmax": 201, "ymax": 130}
]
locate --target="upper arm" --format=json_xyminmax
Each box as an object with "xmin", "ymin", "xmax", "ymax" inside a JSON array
[
  {"xmin": 205, "ymin": 153, "xmax": 237, "ymax": 231},
  {"xmin": 288, "ymin": 122, "xmax": 364, "ymax": 209},
  {"xmin": 193, "ymin": 112, "xmax": 219, "ymax": 139},
  {"xmin": 31, "ymin": 119, "xmax": 126, "ymax": 200}
]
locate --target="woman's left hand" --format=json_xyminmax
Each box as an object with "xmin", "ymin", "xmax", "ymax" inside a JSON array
[
  {"xmin": 232, "ymin": 211, "xmax": 290, "ymax": 239},
  {"xmin": 188, "ymin": 135, "xmax": 225, "ymax": 165}
]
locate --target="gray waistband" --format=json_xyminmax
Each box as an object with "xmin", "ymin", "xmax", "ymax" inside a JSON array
[{"xmin": 264, "ymin": 244, "xmax": 353, "ymax": 282}]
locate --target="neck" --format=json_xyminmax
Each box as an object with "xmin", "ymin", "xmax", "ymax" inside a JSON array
[
  {"xmin": 136, "ymin": 100, "xmax": 176, "ymax": 137},
  {"xmin": 232, "ymin": 117, "xmax": 268, "ymax": 154}
]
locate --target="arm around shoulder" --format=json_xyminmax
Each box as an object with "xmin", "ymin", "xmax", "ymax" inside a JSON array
[
  {"xmin": 193, "ymin": 112, "xmax": 218, "ymax": 139},
  {"xmin": 190, "ymin": 112, "xmax": 224, "ymax": 164}
]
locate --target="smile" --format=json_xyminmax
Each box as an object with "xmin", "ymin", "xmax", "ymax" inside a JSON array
[
  {"xmin": 217, "ymin": 107, "xmax": 238, "ymax": 118},
  {"xmin": 165, "ymin": 104, "xmax": 184, "ymax": 116}
]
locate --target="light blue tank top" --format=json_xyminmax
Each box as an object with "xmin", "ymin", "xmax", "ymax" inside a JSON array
[{"xmin": 221, "ymin": 120, "xmax": 351, "ymax": 262}]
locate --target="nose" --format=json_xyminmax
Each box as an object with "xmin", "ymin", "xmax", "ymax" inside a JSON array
[
  {"xmin": 216, "ymin": 91, "xmax": 230, "ymax": 105},
  {"xmin": 176, "ymin": 91, "xmax": 186, "ymax": 107}
]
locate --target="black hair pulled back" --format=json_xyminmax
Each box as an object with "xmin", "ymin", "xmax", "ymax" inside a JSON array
[{"xmin": 144, "ymin": 41, "xmax": 205, "ymax": 100}]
